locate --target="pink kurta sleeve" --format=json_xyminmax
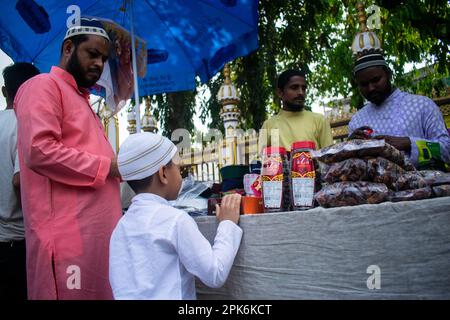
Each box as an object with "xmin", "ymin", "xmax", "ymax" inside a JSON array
[{"xmin": 15, "ymin": 76, "xmax": 111, "ymax": 188}]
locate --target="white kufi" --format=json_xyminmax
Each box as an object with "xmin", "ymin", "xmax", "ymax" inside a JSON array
[{"xmin": 118, "ymin": 132, "xmax": 177, "ymax": 181}]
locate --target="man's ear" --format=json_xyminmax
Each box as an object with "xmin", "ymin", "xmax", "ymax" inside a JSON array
[
  {"xmin": 2, "ymin": 86, "xmax": 6, "ymax": 99},
  {"xmin": 383, "ymin": 67, "xmax": 392, "ymax": 79},
  {"xmin": 276, "ymin": 88, "xmax": 283, "ymax": 99},
  {"xmin": 62, "ymin": 40, "xmax": 76, "ymax": 57},
  {"xmin": 158, "ymin": 166, "xmax": 169, "ymax": 185}
]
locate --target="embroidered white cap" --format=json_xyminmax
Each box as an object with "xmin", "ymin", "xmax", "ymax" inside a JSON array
[
  {"xmin": 64, "ymin": 17, "xmax": 110, "ymax": 42},
  {"xmin": 118, "ymin": 132, "xmax": 177, "ymax": 181}
]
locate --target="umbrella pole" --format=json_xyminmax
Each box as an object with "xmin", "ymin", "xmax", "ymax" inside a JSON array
[{"xmin": 129, "ymin": 0, "xmax": 141, "ymax": 133}]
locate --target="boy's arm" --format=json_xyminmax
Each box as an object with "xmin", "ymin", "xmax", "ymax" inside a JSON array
[{"xmin": 175, "ymin": 194, "xmax": 243, "ymax": 288}]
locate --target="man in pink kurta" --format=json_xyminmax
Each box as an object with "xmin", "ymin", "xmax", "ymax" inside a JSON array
[{"xmin": 14, "ymin": 19, "xmax": 122, "ymax": 299}]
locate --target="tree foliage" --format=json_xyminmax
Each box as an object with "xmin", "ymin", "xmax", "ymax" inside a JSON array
[{"xmin": 151, "ymin": 91, "xmax": 196, "ymax": 138}]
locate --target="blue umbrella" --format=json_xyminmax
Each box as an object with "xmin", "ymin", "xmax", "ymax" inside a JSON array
[{"xmin": 0, "ymin": 0, "xmax": 259, "ymax": 130}]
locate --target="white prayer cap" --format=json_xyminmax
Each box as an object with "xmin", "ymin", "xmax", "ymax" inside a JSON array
[
  {"xmin": 118, "ymin": 132, "xmax": 177, "ymax": 181},
  {"xmin": 64, "ymin": 17, "xmax": 110, "ymax": 42}
]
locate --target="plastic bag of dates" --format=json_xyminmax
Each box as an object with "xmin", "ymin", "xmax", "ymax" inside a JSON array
[
  {"xmin": 311, "ymin": 139, "xmax": 408, "ymax": 168},
  {"xmin": 388, "ymin": 187, "xmax": 432, "ymax": 202},
  {"xmin": 419, "ymin": 170, "xmax": 450, "ymax": 186},
  {"xmin": 367, "ymin": 157, "xmax": 405, "ymax": 189},
  {"xmin": 432, "ymin": 184, "xmax": 450, "ymax": 197},
  {"xmin": 312, "ymin": 139, "xmax": 384, "ymax": 164},
  {"xmin": 402, "ymin": 157, "xmax": 417, "ymax": 172},
  {"xmin": 314, "ymin": 181, "xmax": 389, "ymax": 208},
  {"xmin": 322, "ymin": 158, "xmax": 370, "ymax": 183},
  {"xmin": 377, "ymin": 144, "xmax": 407, "ymax": 168},
  {"xmin": 392, "ymin": 172, "xmax": 428, "ymax": 191}
]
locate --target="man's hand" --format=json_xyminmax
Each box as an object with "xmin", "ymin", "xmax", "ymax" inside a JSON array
[
  {"xmin": 374, "ymin": 135, "xmax": 411, "ymax": 152},
  {"xmin": 348, "ymin": 126, "xmax": 373, "ymax": 140},
  {"xmin": 216, "ymin": 194, "xmax": 242, "ymax": 224},
  {"xmin": 109, "ymin": 157, "xmax": 122, "ymax": 178}
]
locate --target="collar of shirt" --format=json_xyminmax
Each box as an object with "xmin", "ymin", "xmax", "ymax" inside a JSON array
[
  {"xmin": 279, "ymin": 109, "xmax": 305, "ymax": 117},
  {"xmin": 50, "ymin": 66, "xmax": 91, "ymax": 100},
  {"xmin": 132, "ymin": 193, "xmax": 170, "ymax": 206},
  {"xmin": 368, "ymin": 88, "xmax": 402, "ymax": 109},
  {"xmin": 382, "ymin": 88, "xmax": 402, "ymax": 105}
]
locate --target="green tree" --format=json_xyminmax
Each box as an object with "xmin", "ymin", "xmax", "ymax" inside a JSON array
[
  {"xmin": 152, "ymin": 91, "xmax": 196, "ymax": 138},
  {"xmin": 309, "ymin": 0, "xmax": 449, "ymax": 109}
]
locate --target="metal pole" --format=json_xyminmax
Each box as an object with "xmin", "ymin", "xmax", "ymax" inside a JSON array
[{"xmin": 129, "ymin": 0, "xmax": 141, "ymax": 132}]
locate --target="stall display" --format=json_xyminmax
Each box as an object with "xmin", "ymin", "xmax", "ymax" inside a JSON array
[
  {"xmin": 261, "ymin": 147, "xmax": 290, "ymax": 212},
  {"xmin": 432, "ymin": 184, "xmax": 450, "ymax": 197},
  {"xmin": 420, "ymin": 170, "xmax": 450, "ymax": 186},
  {"xmin": 393, "ymin": 172, "xmax": 428, "ymax": 191},
  {"xmin": 323, "ymin": 158, "xmax": 369, "ymax": 183},
  {"xmin": 388, "ymin": 187, "xmax": 432, "ymax": 202},
  {"xmin": 314, "ymin": 181, "xmax": 389, "ymax": 208},
  {"xmin": 195, "ymin": 197, "xmax": 450, "ymax": 299},
  {"xmin": 290, "ymin": 141, "xmax": 316, "ymax": 210},
  {"xmin": 367, "ymin": 157, "xmax": 405, "ymax": 189},
  {"xmin": 312, "ymin": 139, "xmax": 408, "ymax": 168}
]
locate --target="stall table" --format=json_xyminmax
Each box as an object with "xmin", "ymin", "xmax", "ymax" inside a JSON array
[{"xmin": 194, "ymin": 197, "xmax": 450, "ymax": 299}]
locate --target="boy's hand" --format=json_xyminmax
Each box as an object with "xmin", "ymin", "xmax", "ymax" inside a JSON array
[{"xmin": 216, "ymin": 194, "xmax": 242, "ymax": 224}]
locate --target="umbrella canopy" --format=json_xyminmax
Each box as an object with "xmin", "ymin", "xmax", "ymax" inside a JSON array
[{"xmin": 0, "ymin": 0, "xmax": 259, "ymax": 97}]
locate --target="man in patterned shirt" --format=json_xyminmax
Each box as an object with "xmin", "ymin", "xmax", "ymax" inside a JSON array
[{"xmin": 348, "ymin": 53, "xmax": 450, "ymax": 168}]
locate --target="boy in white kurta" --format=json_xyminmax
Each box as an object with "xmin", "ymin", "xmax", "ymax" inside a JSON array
[{"xmin": 109, "ymin": 132, "xmax": 243, "ymax": 299}]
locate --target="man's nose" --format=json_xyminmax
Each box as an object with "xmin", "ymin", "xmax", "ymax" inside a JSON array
[{"xmin": 93, "ymin": 57, "xmax": 104, "ymax": 70}]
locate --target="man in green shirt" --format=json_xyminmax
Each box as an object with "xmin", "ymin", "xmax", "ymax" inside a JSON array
[{"xmin": 261, "ymin": 69, "xmax": 333, "ymax": 151}]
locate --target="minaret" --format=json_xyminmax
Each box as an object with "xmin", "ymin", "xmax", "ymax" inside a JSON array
[
  {"xmin": 99, "ymin": 101, "xmax": 119, "ymax": 154},
  {"xmin": 351, "ymin": 2, "xmax": 383, "ymax": 58},
  {"xmin": 217, "ymin": 64, "xmax": 241, "ymax": 138},
  {"xmin": 127, "ymin": 107, "xmax": 137, "ymax": 134},
  {"xmin": 141, "ymin": 97, "xmax": 158, "ymax": 133}
]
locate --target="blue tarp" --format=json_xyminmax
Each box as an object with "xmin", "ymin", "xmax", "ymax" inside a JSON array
[{"xmin": 0, "ymin": 0, "xmax": 259, "ymax": 95}]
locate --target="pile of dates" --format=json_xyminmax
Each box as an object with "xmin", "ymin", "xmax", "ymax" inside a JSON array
[
  {"xmin": 314, "ymin": 181, "xmax": 389, "ymax": 208},
  {"xmin": 312, "ymin": 140, "xmax": 450, "ymax": 207}
]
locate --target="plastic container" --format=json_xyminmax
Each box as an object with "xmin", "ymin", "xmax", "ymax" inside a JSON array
[
  {"xmin": 241, "ymin": 196, "xmax": 264, "ymax": 214},
  {"xmin": 261, "ymin": 146, "xmax": 290, "ymax": 213},
  {"xmin": 290, "ymin": 141, "xmax": 316, "ymax": 210}
]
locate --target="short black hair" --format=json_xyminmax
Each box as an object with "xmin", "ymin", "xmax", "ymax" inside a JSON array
[
  {"xmin": 277, "ymin": 69, "xmax": 306, "ymax": 90},
  {"xmin": 2, "ymin": 62, "xmax": 40, "ymax": 99},
  {"xmin": 126, "ymin": 161, "xmax": 174, "ymax": 194},
  {"xmin": 127, "ymin": 175, "xmax": 154, "ymax": 194},
  {"xmin": 60, "ymin": 34, "xmax": 89, "ymax": 55}
]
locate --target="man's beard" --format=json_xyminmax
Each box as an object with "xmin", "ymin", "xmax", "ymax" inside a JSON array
[
  {"xmin": 284, "ymin": 101, "xmax": 304, "ymax": 112},
  {"xmin": 368, "ymin": 82, "xmax": 393, "ymax": 106},
  {"xmin": 66, "ymin": 51, "xmax": 99, "ymax": 88}
]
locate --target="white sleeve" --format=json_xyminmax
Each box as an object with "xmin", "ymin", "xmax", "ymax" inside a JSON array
[{"xmin": 175, "ymin": 214, "xmax": 243, "ymax": 288}]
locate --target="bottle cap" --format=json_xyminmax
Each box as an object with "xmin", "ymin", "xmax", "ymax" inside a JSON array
[
  {"xmin": 291, "ymin": 141, "xmax": 316, "ymax": 151},
  {"xmin": 262, "ymin": 146, "xmax": 287, "ymax": 156}
]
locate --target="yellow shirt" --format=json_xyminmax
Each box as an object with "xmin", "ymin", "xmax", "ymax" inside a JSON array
[{"xmin": 261, "ymin": 109, "xmax": 333, "ymax": 151}]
